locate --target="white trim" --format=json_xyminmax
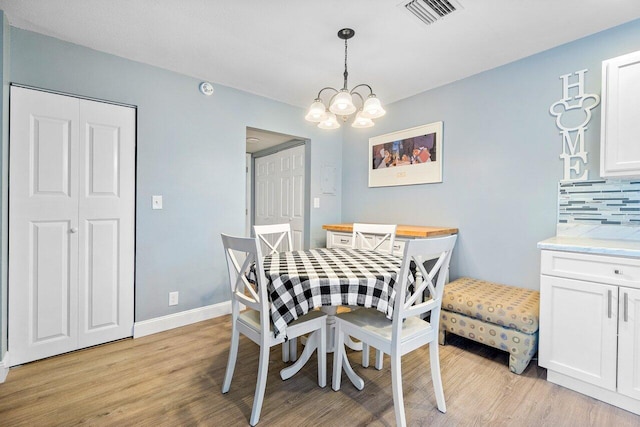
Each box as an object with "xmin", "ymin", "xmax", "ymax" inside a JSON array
[
  {"xmin": 0, "ymin": 352, "xmax": 9, "ymax": 383},
  {"xmin": 133, "ymin": 301, "xmax": 231, "ymax": 338}
]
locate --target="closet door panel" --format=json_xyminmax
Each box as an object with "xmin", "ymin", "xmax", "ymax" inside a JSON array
[
  {"xmin": 78, "ymin": 99, "xmax": 135, "ymax": 347},
  {"xmin": 9, "ymin": 86, "xmax": 80, "ymax": 365}
]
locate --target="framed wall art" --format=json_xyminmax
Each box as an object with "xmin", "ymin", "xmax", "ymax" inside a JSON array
[{"xmin": 368, "ymin": 121, "xmax": 443, "ymax": 187}]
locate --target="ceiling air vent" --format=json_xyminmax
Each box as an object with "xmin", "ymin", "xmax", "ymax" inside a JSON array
[{"xmin": 401, "ymin": 0, "xmax": 463, "ymax": 26}]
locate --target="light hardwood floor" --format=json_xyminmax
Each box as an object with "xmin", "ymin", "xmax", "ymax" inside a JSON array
[{"xmin": 1, "ymin": 315, "xmax": 638, "ymax": 426}]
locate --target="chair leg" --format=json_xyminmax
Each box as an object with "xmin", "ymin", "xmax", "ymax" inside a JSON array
[
  {"xmin": 290, "ymin": 337, "xmax": 298, "ymax": 362},
  {"xmin": 250, "ymin": 344, "xmax": 271, "ymax": 426},
  {"xmin": 429, "ymin": 342, "xmax": 447, "ymax": 413},
  {"xmin": 332, "ymin": 324, "xmax": 345, "ymax": 391},
  {"xmin": 375, "ymin": 349, "xmax": 383, "ymax": 370},
  {"xmin": 282, "ymin": 341, "xmax": 290, "ymax": 362},
  {"xmin": 318, "ymin": 321, "xmax": 327, "ymax": 388},
  {"xmin": 390, "ymin": 352, "xmax": 407, "ymax": 427},
  {"xmin": 222, "ymin": 327, "xmax": 240, "ymax": 393},
  {"xmin": 362, "ymin": 343, "xmax": 370, "ymax": 368}
]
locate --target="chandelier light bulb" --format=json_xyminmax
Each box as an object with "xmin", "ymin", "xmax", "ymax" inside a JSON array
[
  {"xmin": 361, "ymin": 95, "xmax": 386, "ymax": 119},
  {"xmin": 329, "ymin": 90, "xmax": 356, "ymax": 115},
  {"xmin": 317, "ymin": 112, "xmax": 340, "ymax": 129},
  {"xmin": 352, "ymin": 111, "xmax": 374, "ymax": 128},
  {"xmin": 305, "ymin": 99, "xmax": 328, "ymax": 122}
]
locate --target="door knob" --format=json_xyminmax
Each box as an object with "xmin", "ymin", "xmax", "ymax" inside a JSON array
[{"xmin": 70, "ymin": 227, "xmax": 78, "ymax": 233}]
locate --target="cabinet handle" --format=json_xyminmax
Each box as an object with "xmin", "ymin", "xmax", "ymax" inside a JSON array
[
  {"xmin": 393, "ymin": 245, "xmax": 401, "ymax": 250},
  {"xmin": 340, "ymin": 239, "xmax": 349, "ymax": 243},
  {"xmin": 614, "ymin": 269, "xmax": 622, "ymax": 275},
  {"xmin": 624, "ymin": 292, "xmax": 629, "ymax": 323},
  {"xmin": 608, "ymin": 290, "xmax": 612, "ymax": 319}
]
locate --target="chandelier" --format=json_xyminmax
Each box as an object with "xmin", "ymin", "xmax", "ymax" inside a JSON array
[{"xmin": 305, "ymin": 28, "xmax": 386, "ymax": 129}]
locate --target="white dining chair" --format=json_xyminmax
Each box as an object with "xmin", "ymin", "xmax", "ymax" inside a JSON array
[
  {"xmin": 253, "ymin": 223, "xmax": 298, "ymax": 363},
  {"xmin": 352, "ymin": 222, "xmax": 397, "ymax": 255},
  {"xmin": 352, "ymin": 223, "xmax": 398, "ymax": 369},
  {"xmin": 221, "ymin": 234, "xmax": 327, "ymax": 426},
  {"xmin": 254, "ymin": 223, "xmax": 293, "ymax": 255},
  {"xmin": 332, "ymin": 235, "xmax": 457, "ymax": 427}
]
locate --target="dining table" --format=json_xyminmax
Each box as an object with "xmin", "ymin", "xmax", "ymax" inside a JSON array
[{"xmin": 260, "ymin": 246, "xmax": 408, "ymax": 387}]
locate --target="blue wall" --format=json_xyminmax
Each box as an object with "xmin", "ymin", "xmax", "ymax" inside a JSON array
[
  {"xmin": 6, "ymin": 27, "xmax": 342, "ymax": 324},
  {"xmin": 341, "ymin": 19, "xmax": 640, "ymax": 290}
]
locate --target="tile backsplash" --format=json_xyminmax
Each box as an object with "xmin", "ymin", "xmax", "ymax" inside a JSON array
[{"xmin": 557, "ymin": 179, "xmax": 640, "ymax": 240}]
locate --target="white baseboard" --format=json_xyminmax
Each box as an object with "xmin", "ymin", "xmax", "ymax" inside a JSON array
[
  {"xmin": 133, "ymin": 301, "xmax": 231, "ymax": 338},
  {"xmin": 0, "ymin": 352, "xmax": 9, "ymax": 383}
]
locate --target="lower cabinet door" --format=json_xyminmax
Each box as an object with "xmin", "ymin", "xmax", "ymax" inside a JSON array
[
  {"xmin": 540, "ymin": 275, "xmax": 618, "ymax": 390},
  {"xmin": 618, "ymin": 287, "xmax": 640, "ymax": 400}
]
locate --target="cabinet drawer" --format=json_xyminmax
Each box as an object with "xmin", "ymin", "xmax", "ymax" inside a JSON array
[
  {"xmin": 329, "ymin": 232, "xmax": 353, "ymax": 248},
  {"xmin": 541, "ymin": 250, "xmax": 640, "ymax": 289}
]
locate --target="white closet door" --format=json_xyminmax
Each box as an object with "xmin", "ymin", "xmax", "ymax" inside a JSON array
[
  {"xmin": 253, "ymin": 145, "xmax": 305, "ymax": 250},
  {"xmin": 77, "ymin": 99, "xmax": 135, "ymax": 348},
  {"xmin": 9, "ymin": 87, "xmax": 80, "ymax": 364},
  {"xmin": 8, "ymin": 87, "xmax": 135, "ymax": 366},
  {"xmin": 254, "ymin": 155, "xmax": 276, "ymax": 227},
  {"xmin": 287, "ymin": 145, "xmax": 305, "ymax": 250}
]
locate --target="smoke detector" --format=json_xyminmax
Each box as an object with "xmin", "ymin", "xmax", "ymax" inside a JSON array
[{"xmin": 400, "ymin": 0, "xmax": 464, "ymax": 26}]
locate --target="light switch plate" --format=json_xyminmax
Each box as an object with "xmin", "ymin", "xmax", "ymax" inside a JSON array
[
  {"xmin": 152, "ymin": 195, "xmax": 163, "ymax": 210},
  {"xmin": 313, "ymin": 197, "xmax": 320, "ymax": 208}
]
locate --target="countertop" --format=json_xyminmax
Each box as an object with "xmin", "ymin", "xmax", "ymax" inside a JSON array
[
  {"xmin": 538, "ymin": 236, "xmax": 640, "ymax": 258},
  {"xmin": 322, "ymin": 223, "xmax": 458, "ymax": 238}
]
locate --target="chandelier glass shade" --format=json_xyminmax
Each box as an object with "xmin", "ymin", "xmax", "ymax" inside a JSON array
[{"xmin": 305, "ymin": 28, "xmax": 385, "ymax": 129}]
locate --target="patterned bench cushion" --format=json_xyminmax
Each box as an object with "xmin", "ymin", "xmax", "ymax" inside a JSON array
[{"xmin": 441, "ymin": 277, "xmax": 540, "ymax": 334}]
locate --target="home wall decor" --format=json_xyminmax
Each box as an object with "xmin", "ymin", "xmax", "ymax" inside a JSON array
[
  {"xmin": 368, "ymin": 121, "xmax": 443, "ymax": 187},
  {"xmin": 549, "ymin": 69, "xmax": 600, "ymax": 181}
]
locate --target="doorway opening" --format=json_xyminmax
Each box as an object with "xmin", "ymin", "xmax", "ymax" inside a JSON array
[{"xmin": 246, "ymin": 127, "xmax": 310, "ymax": 250}]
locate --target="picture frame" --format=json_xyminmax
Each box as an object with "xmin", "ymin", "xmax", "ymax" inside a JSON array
[{"xmin": 368, "ymin": 121, "xmax": 443, "ymax": 187}]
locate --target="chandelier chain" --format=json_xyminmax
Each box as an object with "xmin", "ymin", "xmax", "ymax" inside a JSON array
[{"xmin": 343, "ymin": 38, "xmax": 349, "ymax": 90}]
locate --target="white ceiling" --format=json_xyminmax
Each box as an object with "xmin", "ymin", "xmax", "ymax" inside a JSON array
[{"xmin": 2, "ymin": 1, "xmax": 640, "ymax": 112}]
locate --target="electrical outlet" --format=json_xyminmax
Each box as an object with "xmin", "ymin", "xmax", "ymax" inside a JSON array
[
  {"xmin": 152, "ymin": 195, "xmax": 163, "ymax": 210},
  {"xmin": 169, "ymin": 291, "xmax": 179, "ymax": 306}
]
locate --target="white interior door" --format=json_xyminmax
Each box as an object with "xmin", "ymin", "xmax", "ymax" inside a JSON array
[
  {"xmin": 77, "ymin": 98, "xmax": 135, "ymax": 348},
  {"xmin": 254, "ymin": 145, "xmax": 305, "ymax": 250},
  {"xmin": 9, "ymin": 86, "xmax": 135, "ymax": 366}
]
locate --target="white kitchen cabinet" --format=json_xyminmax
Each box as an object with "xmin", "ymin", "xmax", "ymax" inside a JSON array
[
  {"xmin": 324, "ymin": 224, "xmax": 457, "ymax": 255},
  {"xmin": 539, "ymin": 249, "xmax": 640, "ymax": 415},
  {"xmin": 600, "ymin": 50, "xmax": 640, "ymax": 178},
  {"xmin": 326, "ymin": 230, "xmax": 405, "ymax": 254}
]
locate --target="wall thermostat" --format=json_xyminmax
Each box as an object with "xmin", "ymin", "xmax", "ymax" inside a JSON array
[{"xmin": 199, "ymin": 82, "xmax": 214, "ymax": 96}]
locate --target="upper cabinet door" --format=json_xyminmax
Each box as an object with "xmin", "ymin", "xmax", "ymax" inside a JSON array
[{"xmin": 601, "ymin": 50, "xmax": 640, "ymax": 178}]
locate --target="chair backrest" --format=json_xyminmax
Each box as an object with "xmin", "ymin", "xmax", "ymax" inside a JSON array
[
  {"xmin": 254, "ymin": 223, "xmax": 293, "ymax": 255},
  {"xmin": 221, "ymin": 234, "xmax": 270, "ymax": 327},
  {"xmin": 352, "ymin": 223, "xmax": 397, "ymax": 255},
  {"xmin": 392, "ymin": 235, "xmax": 457, "ymax": 327}
]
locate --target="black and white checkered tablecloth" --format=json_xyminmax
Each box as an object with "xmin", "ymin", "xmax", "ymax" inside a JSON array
[{"xmin": 263, "ymin": 247, "xmax": 404, "ymax": 338}]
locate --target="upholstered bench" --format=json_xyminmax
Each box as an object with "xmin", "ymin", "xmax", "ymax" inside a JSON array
[{"xmin": 438, "ymin": 277, "xmax": 540, "ymax": 374}]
